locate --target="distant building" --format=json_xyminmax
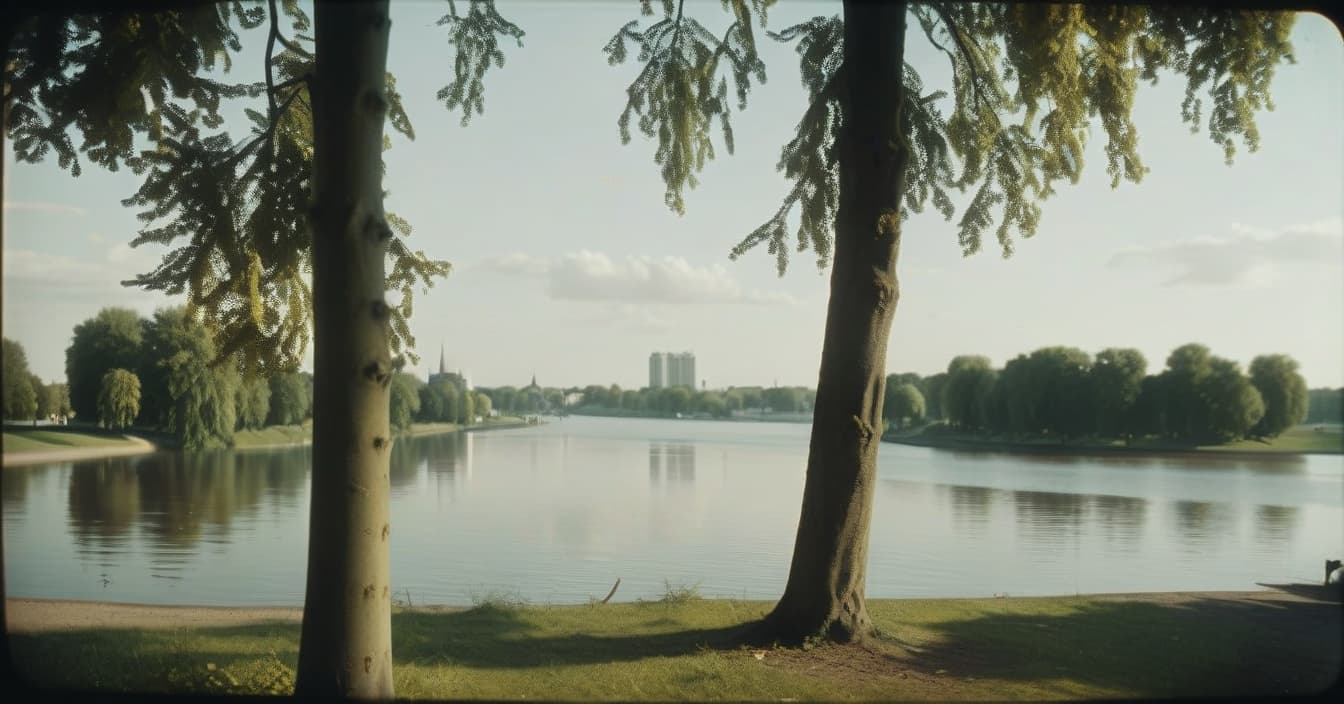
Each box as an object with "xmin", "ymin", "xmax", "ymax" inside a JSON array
[
  {"xmin": 430, "ymin": 344, "xmax": 469, "ymax": 390},
  {"xmin": 669, "ymin": 352, "xmax": 695, "ymax": 388},
  {"xmin": 650, "ymin": 351, "xmax": 695, "ymax": 389},
  {"xmin": 649, "ymin": 353, "xmax": 667, "ymax": 388}
]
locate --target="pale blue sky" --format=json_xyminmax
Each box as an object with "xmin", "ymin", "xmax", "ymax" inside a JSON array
[{"xmin": 4, "ymin": 2, "xmax": 1342, "ymax": 390}]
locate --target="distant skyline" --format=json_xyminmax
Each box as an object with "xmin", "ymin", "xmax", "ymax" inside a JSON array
[{"xmin": 3, "ymin": 3, "xmax": 1342, "ymax": 390}]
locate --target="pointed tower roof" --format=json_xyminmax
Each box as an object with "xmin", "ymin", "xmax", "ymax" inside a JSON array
[{"xmin": 439, "ymin": 344, "xmax": 446, "ymax": 376}]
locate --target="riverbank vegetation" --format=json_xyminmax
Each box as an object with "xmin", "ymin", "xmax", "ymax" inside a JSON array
[
  {"xmin": 9, "ymin": 591, "xmax": 1338, "ymax": 700},
  {"xmin": 881, "ymin": 344, "xmax": 1340, "ymax": 449}
]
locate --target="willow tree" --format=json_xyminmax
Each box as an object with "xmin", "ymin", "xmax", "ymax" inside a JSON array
[
  {"xmin": 6, "ymin": 0, "xmax": 521, "ymax": 696},
  {"xmin": 608, "ymin": 0, "xmax": 1295, "ymax": 642}
]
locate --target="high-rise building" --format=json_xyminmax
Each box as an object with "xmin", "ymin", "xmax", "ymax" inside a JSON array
[
  {"xmin": 669, "ymin": 352, "xmax": 695, "ymax": 388},
  {"xmin": 649, "ymin": 352, "xmax": 667, "ymax": 389},
  {"xmin": 650, "ymin": 351, "xmax": 696, "ymax": 388}
]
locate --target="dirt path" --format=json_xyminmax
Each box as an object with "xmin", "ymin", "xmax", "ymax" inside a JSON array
[{"xmin": 2, "ymin": 435, "xmax": 157, "ymax": 468}]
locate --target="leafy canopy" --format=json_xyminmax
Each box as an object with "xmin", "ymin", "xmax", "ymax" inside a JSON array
[
  {"xmin": 609, "ymin": 2, "xmax": 1295, "ymax": 274},
  {"xmin": 6, "ymin": 0, "xmax": 525, "ymax": 376}
]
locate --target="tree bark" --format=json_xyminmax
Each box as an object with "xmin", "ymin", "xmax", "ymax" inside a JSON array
[
  {"xmin": 757, "ymin": 0, "xmax": 908, "ymax": 645},
  {"xmin": 296, "ymin": 1, "xmax": 396, "ymax": 698}
]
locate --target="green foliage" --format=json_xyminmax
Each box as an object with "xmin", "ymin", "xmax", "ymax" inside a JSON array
[
  {"xmin": 923, "ymin": 372, "xmax": 948, "ymax": 420},
  {"xmin": 1248, "ymin": 354, "xmax": 1308, "ymax": 438},
  {"xmin": 1091, "ymin": 348, "xmax": 1148, "ymax": 439},
  {"xmin": 606, "ymin": 0, "xmax": 772, "ymax": 215},
  {"xmin": 6, "ymin": 6, "xmax": 264, "ymax": 177},
  {"xmin": 457, "ymin": 387, "xmax": 476, "ymax": 425},
  {"xmin": 2, "ymin": 338, "xmax": 39, "ymax": 421},
  {"xmin": 884, "ymin": 383, "xmax": 925, "ymax": 429},
  {"xmin": 39, "ymin": 383, "xmax": 71, "ymax": 420},
  {"xmin": 939, "ymin": 342, "xmax": 1283, "ymax": 444},
  {"xmin": 474, "ymin": 391, "xmax": 493, "ymax": 418},
  {"xmin": 417, "ymin": 384, "xmax": 445, "ymax": 423},
  {"xmin": 612, "ymin": 3, "xmax": 1295, "ymax": 271},
  {"xmin": 10, "ymin": 2, "xmax": 464, "ymax": 377},
  {"xmin": 1305, "ymin": 388, "xmax": 1344, "ymax": 424},
  {"xmin": 143, "ymin": 307, "xmax": 239, "ymax": 449},
  {"xmin": 763, "ymin": 386, "xmax": 801, "ymax": 413},
  {"xmin": 97, "ymin": 369, "xmax": 141, "ymax": 430},
  {"xmin": 943, "ymin": 356, "xmax": 996, "ymax": 431},
  {"xmin": 235, "ymin": 376, "xmax": 272, "ymax": 431},
  {"xmin": 1162, "ymin": 343, "xmax": 1213, "ymax": 439},
  {"xmin": 435, "ymin": 0, "xmax": 526, "ymax": 126},
  {"xmin": 390, "ymin": 374, "xmax": 422, "ymax": 432},
  {"xmin": 266, "ymin": 372, "xmax": 310, "ymax": 426},
  {"xmin": 1199, "ymin": 357, "xmax": 1264, "ymax": 442},
  {"xmin": 64, "ymin": 308, "xmax": 145, "ymax": 422}
]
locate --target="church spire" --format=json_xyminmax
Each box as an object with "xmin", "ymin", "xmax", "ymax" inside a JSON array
[{"xmin": 439, "ymin": 344, "xmax": 446, "ymax": 376}]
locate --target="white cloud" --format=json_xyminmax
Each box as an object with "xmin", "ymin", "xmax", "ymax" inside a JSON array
[
  {"xmin": 2, "ymin": 200, "xmax": 87, "ymax": 215},
  {"xmin": 479, "ymin": 250, "xmax": 795, "ymax": 306},
  {"xmin": 1107, "ymin": 217, "xmax": 1343, "ymax": 287}
]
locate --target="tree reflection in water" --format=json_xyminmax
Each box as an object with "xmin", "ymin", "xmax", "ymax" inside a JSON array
[
  {"xmin": 1088, "ymin": 494, "xmax": 1148, "ymax": 553},
  {"xmin": 65, "ymin": 448, "xmax": 308, "ymax": 572},
  {"xmin": 387, "ymin": 431, "xmax": 469, "ymax": 500},
  {"xmin": 1013, "ymin": 490, "xmax": 1087, "ymax": 550},
  {"xmin": 1171, "ymin": 499, "xmax": 1235, "ymax": 551},
  {"xmin": 67, "ymin": 457, "xmax": 143, "ymax": 565},
  {"xmin": 947, "ymin": 484, "xmax": 994, "ymax": 535},
  {"xmin": 1253, "ymin": 504, "xmax": 1299, "ymax": 550}
]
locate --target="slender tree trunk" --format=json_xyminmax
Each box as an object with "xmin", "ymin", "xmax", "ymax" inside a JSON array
[
  {"xmin": 296, "ymin": 2, "xmax": 396, "ymax": 698},
  {"xmin": 757, "ymin": 0, "xmax": 908, "ymax": 645}
]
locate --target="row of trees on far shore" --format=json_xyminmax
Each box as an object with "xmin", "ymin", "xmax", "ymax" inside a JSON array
[
  {"xmin": 2, "ymin": 337, "xmax": 72, "ymax": 424},
  {"xmin": 567, "ymin": 384, "xmax": 815, "ymax": 418},
  {"xmin": 885, "ymin": 344, "xmax": 1340, "ymax": 444},
  {"xmin": 56, "ymin": 307, "xmax": 313, "ymax": 449}
]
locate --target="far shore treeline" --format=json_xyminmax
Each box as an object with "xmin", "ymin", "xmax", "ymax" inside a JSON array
[
  {"xmin": 6, "ymin": 313, "xmax": 1343, "ymax": 451},
  {"xmin": 882, "ymin": 345, "xmax": 1344, "ymax": 444}
]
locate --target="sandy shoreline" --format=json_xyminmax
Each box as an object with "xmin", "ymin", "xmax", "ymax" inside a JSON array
[
  {"xmin": 6, "ymin": 588, "xmax": 1329, "ymax": 634},
  {"xmin": 2, "ymin": 436, "xmax": 157, "ymax": 468}
]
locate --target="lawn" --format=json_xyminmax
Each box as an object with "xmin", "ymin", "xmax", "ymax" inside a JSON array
[
  {"xmin": 2, "ymin": 428, "xmax": 138, "ymax": 453},
  {"xmin": 231, "ymin": 424, "xmax": 312, "ymax": 449},
  {"xmin": 8, "ymin": 591, "xmax": 1339, "ymax": 700},
  {"xmin": 1202, "ymin": 424, "xmax": 1344, "ymax": 453},
  {"xmin": 889, "ymin": 424, "xmax": 1343, "ymax": 455}
]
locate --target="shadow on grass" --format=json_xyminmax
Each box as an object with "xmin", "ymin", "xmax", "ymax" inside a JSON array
[
  {"xmin": 392, "ymin": 604, "xmax": 752, "ymax": 668},
  {"xmin": 886, "ymin": 593, "xmax": 1342, "ymax": 697},
  {"xmin": 8, "ymin": 604, "xmax": 757, "ymax": 692}
]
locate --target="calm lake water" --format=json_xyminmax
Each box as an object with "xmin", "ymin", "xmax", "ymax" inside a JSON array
[{"xmin": 4, "ymin": 416, "xmax": 1342, "ymax": 606}]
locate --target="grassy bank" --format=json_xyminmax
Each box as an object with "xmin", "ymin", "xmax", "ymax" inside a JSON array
[
  {"xmin": 8, "ymin": 591, "xmax": 1339, "ymax": 699},
  {"xmin": 2, "ymin": 427, "xmax": 141, "ymax": 454},
  {"xmin": 886, "ymin": 423, "xmax": 1343, "ymax": 456}
]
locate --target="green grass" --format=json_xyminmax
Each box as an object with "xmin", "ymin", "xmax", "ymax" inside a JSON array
[
  {"xmin": 1199, "ymin": 424, "xmax": 1344, "ymax": 453},
  {"xmin": 403, "ymin": 422, "xmax": 462, "ymax": 437},
  {"xmin": 230, "ymin": 424, "xmax": 311, "ymax": 449},
  {"xmin": 891, "ymin": 423, "xmax": 1343, "ymax": 455},
  {"xmin": 9, "ymin": 593, "xmax": 1338, "ymax": 700},
  {"xmin": 2, "ymin": 428, "xmax": 138, "ymax": 453}
]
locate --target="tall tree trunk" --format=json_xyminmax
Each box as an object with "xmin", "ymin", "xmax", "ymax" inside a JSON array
[
  {"xmin": 758, "ymin": 0, "xmax": 908, "ymax": 645},
  {"xmin": 296, "ymin": 1, "xmax": 396, "ymax": 697}
]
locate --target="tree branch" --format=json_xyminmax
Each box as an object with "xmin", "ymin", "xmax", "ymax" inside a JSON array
[
  {"xmin": 930, "ymin": 3, "xmax": 993, "ymax": 119},
  {"xmin": 265, "ymin": 0, "xmax": 280, "ymax": 120},
  {"xmin": 270, "ymin": 73, "xmax": 311, "ymax": 95}
]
